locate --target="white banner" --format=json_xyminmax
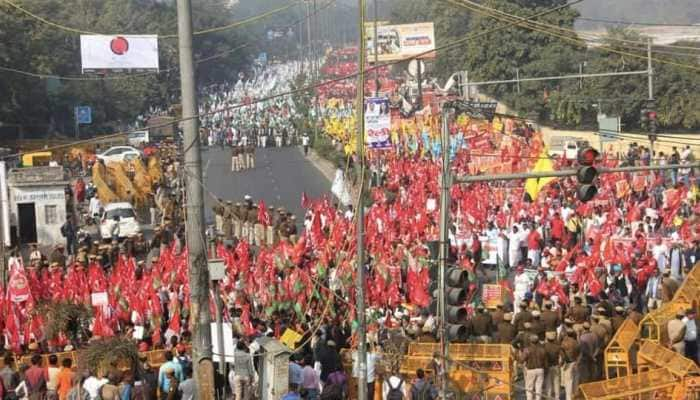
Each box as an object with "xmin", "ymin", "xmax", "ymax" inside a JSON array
[
  {"xmin": 364, "ymin": 97, "xmax": 391, "ymax": 149},
  {"xmin": 80, "ymin": 35, "xmax": 159, "ymax": 72},
  {"xmin": 365, "ymin": 22, "xmax": 436, "ymax": 62}
]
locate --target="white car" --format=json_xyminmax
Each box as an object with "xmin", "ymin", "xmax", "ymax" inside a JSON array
[
  {"xmin": 96, "ymin": 146, "xmax": 142, "ymax": 164},
  {"xmin": 100, "ymin": 202, "xmax": 142, "ymax": 239}
]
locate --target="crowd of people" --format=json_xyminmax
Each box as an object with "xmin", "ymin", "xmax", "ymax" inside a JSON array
[{"xmin": 1, "ymin": 52, "xmax": 700, "ymax": 400}]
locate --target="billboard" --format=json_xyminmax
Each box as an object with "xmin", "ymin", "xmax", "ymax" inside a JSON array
[
  {"xmin": 80, "ymin": 35, "xmax": 159, "ymax": 72},
  {"xmin": 365, "ymin": 22, "xmax": 435, "ymax": 62},
  {"xmin": 364, "ymin": 97, "xmax": 391, "ymax": 149}
]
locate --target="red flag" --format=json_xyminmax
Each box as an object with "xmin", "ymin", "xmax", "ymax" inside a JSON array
[{"xmin": 301, "ymin": 192, "xmax": 310, "ymax": 209}]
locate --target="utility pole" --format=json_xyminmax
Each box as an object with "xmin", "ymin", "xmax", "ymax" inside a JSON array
[
  {"xmin": 438, "ymin": 109, "xmax": 451, "ymax": 399},
  {"xmin": 306, "ymin": 1, "xmax": 312, "ymax": 76},
  {"xmin": 373, "ymin": 0, "xmax": 379, "ymax": 96},
  {"xmin": 176, "ymin": 0, "xmax": 214, "ymax": 399},
  {"xmin": 355, "ymin": 1, "xmax": 368, "ymax": 400},
  {"xmin": 647, "ymin": 38, "xmax": 655, "ymax": 161}
]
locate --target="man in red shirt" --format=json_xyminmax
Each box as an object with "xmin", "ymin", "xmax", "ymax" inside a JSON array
[
  {"xmin": 527, "ymin": 226, "xmax": 543, "ymax": 267},
  {"xmin": 550, "ymin": 212, "xmax": 565, "ymax": 244}
]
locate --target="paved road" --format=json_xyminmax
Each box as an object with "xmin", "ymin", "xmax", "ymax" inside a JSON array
[{"xmin": 201, "ymin": 146, "xmax": 331, "ymax": 225}]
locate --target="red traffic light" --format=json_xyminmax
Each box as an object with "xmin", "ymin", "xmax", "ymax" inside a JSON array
[
  {"xmin": 648, "ymin": 111, "xmax": 657, "ymax": 120},
  {"xmin": 577, "ymin": 147, "xmax": 600, "ymax": 166}
]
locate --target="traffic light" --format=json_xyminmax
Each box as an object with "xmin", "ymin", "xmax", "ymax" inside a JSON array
[
  {"xmin": 576, "ymin": 147, "xmax": 600, "ymax": 202},
  {"xmin": 640, "ymin": 105, "xmax": 649, "ymax": 131},
  {"xmin": 648, "ymin": 104, "xmax": 658, "ymax": 141},
  {"xmin": 440, "ymin": 266, "xmax": 468, "ymax": 341}
]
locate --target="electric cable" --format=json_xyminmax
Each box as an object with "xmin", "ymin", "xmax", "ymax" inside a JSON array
[
  {"xmin": 447, "ymin": 0, "xmax": 700, "ymax": 73},
  {"xmin": 0, "ymin": 0, "xmax": 298, "ymax": 39},
  {"xmin": 0, "ymin": 0, "xmax": 337, "ymax": 81},
  {"xmin": 577, "ymin": 16, "xmax": 700, "ymax": 28},
  {"xmin": 1, "ymin": 0, "xmax": 585, "ymax": 160}
]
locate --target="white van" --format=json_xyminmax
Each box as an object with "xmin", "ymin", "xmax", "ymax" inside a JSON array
[{"xmin": 128, "ymin": 130, "xmax": 149, "ymax": 147}]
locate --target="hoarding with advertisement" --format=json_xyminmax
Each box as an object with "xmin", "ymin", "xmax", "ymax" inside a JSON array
[
  {"xmin": 364, "ymin": 97, "xmax": 392, "ymax": 149},
  {"xmin": 365, "ymin": 22, "xmax": 436, "ymax": 62},
  {"xmin": 80, "ymin": 35, "xmax": 159, "ymax": 72}
]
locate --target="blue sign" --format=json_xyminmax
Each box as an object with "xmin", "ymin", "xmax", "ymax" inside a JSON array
[{"xmin": 75, "ymin": 106, "xmax": 92, "ymax": 124}]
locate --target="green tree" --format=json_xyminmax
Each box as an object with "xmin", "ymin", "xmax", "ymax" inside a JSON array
[{"xmin": 0, "ymin": 0, "xmax": 251, "ymax": 135}]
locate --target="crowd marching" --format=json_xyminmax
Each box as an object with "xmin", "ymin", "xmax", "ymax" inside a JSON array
[{"xmin": 0, "ymin": 56, "xmax": 699, "ymax": 400}]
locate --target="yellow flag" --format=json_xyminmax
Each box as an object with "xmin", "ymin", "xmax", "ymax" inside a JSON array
[{"xmin": 525, "ymin": 147, "xmax": 556, "ymax": 201}]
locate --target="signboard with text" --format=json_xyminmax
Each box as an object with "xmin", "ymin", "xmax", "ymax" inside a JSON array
[{"xmin": 365, "ymin": 22, "xmax": 436, "ymax": 62}]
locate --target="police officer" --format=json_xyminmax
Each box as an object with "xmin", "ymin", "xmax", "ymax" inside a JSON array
[
  {"xmin": 513, "ymin": 301, "xmax": 533, "ymax": 331},
  {"xmin": 560, "ymin": 328, "xmax": 581, "ymax": 400},
  {"xmin": 496, "ymin": 313, "xmax": 517, "ymax": 344},
  {"xmin": 470, "ymin": 305, "xmax": 493, "ymax": 343},
  {"xmin": 530, "ymin": 310, "xmax": 546, "ymax": 341},
  {"xmin": 543, "ymin": 331, "xmax": 561, "ymax": 400},
  {"xmin": 521, "ymin": 335, "xmax": 547, "ymax": 400},
  {"xmin": 541, "ymin": 300, "xmax": 561, "ymax": 332}
]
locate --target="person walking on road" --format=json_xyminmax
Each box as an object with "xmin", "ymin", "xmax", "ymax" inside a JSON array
[{"xmin": 301, "ymin": 134, "xmax": 310, "ymax": 156}]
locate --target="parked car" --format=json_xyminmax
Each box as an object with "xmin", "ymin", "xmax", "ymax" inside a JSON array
[
  {"xmin": 100, "ymin": 202, "xmax": 142, "ymax": 239},
  {"xmin": 96, "ymin": 146, "xmax": 142, "ymax": 164},
  {"xmin": 127, "ymin": 131, "xmax": 149, "ymax": 147}
]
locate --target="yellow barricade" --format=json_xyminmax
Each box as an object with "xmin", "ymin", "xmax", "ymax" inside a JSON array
[
  {"xmin": 603, "ymin": 318, "xmax": 638, "ymax": 379},
  {"xmin": 579, "ymin": 368, "xmax": 678, "ymax": 399},
  {"xmin": 640, "ymin": 301, "xmax": 690, "ymax": 345},
  {"xmin": 402, "ymin": 343, "xmax": 513, "ymax": 399}
]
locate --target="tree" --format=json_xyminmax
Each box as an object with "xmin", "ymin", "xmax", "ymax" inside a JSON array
[{"xmin": 0, "ymin": 0, "xmax": 252, "ymax": 135}]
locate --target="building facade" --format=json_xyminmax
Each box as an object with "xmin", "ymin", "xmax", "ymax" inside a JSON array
[{"xmin": 7, "ymin": 167, "xmax": 69, "ymax": 247}]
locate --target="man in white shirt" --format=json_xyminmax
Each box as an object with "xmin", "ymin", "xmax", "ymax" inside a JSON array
[
  {"xmin": 352, "ymin": 347, "xmax": 380, "ymax": 400},
  {"xmin": 89, "ymin": 194, "xmax": 102, "ymax": 223},
  {"xmin": 83, "ymin": 373, "xmax": 109, "ymax": 400},
  {"xmin": 301, "ymin": 134, "xmax": 310, "ymax": 156}
]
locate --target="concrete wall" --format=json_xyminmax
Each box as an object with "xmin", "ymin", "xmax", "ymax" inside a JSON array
[{"xmin": 10, "ymin": 185, "xmax": 67, "ymax": 246}]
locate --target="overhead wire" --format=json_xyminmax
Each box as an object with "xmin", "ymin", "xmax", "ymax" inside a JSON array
[
  {"xmin": 0, "ymin": 0, "xmax": 299, "ymax": 39},
  {"xmin": 1, "ymin": 0, "xmax": 585, "ymax": 161},
  {"xmin": 577, "ymin": 16, "xmax": 700, "ymax": 28},
  {"xmin": 0, "ymin": 0, "xmax": 336, "ymax": 81},
  {"xmin": 448, "ymin": 0, "xmax": 700, "ymax": 73}
]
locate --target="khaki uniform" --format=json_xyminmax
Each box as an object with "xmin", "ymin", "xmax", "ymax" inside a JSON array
[
  {"xmin": 222, "ymin": 205, "xmax": 234, "ymax": 240},
  {"xmin": 231, "ymin": 147, "xmax": 240, "ymax": 171},
  {"xmin": 496, "ymin": 322, "xmax": 517, "ymax": 344},
  {"xmin": 470, "ymin": 312, "xmax": 493, "ymax": 342},
  {"xmin": 544, "ymin": 341, "xmax": 562, "ymax": 400},
  {"xmin": 522, "ymin": 345, "xmax": 547, "ymax": 400},
  {"xmin": 541, "ymin": 310, "xmax": 560, "ymax": 332},
  {"xmin": 662, "ymin": 277, "xmax": 680, "ymax": 302},
  {"xmin": 246, "ymin": 144, "xmax": 255, "ymax": 169},
  {"xmin": 213, "ymin": 204, "xmax": 225, "ymax": 233},
  {"xmin": 246, "ymin": 207, "xmax": 257, "ymax": 244},
  {"xmin": 668, "ymin": 318, "xmax": 686, "ymax": 353},
  {"xmin": 513, "ymin": 310, "xmax": 533, "ymax": 332},
  {"xmin": 233, "ymin": 205, "xmax": 242, "ymax": 239},
  {"xmin": 561, "ymin": 336, "xmax": 581, "ymax": 400}
]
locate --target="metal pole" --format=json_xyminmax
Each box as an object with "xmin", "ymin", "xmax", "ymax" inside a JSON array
[
  {"xmin": 454, "ymin": 162, "xmax": 700, "ymax": 184},
  {"xmin": 214, "ymin": 282, "xmax": 226, "ymax": 377},
  {"xmin": 579, "ymin": 63, "xmax": 583, "ymax": 90},
  {"xmin": 438, "ymin": 110, "xmax": 451, "ymax": 399},
  {"xmin": 299, "ymin": 3, "xmax": 304, "ymax": 75},
  {"xmin": 176, "ymin": 0, "xmax": 214, "ymax": 398},
  {"xmin": 515, "ymin": 68, "xmax": 520, "ymax": 94},
  {"xmin": 373, "ymin": 0, "xmax": 379, "ymax": 96},
  {"xmin": 356, "ymin": 1, "xmax": 368, "ymax": 400},
  {"xmin": 416, "ymin": 61, "xmax": 423, "ymax": 110},
  {"xmin": 307, "ymin": 1, "xmax": 312, "ymax": 75},
  {"xmin": 647, "ymin": 38, "xmax": 655, "ymax": 160},
  {"xmin": 464, "ymin": 71, "xmax": 469, "ymax": 100}
]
